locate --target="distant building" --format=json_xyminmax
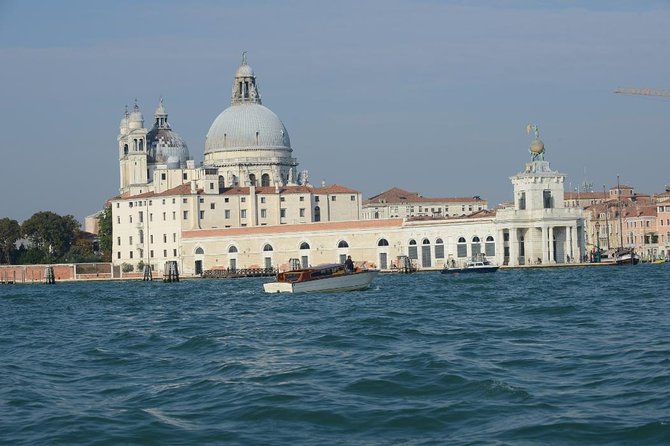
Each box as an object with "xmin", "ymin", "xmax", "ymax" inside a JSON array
[{"xmin": 362, "ymin": 187, "xmax": 487, "ymax": 220}]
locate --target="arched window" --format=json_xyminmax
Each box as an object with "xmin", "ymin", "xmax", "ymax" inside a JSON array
[
  {"xmin": 123, "ymin": 144, "xmax": 129, "ymax": 155},
  {"xmin": 218, "ymin": 176, "xmax": 225, "ymax": 193},
  {"xmin": 300, "ymin": 242, "xmax": 310, "ymax": 250},
  {"xmin": 263, "ymin": 244, "xmax": 273, "ymax": 252},
  {"xmin": 338, "ymin": 240, "xmax": 349, "ymax": 248},
  {"xmin": 435, "ymin": 238, "xmax": 444, "ymax": 259},
  {"xmin": 471, "ymin": 236, "xmax": 481, "ymax": 256},
  {"xmin": 261, "ymin": 173, "xmax": 270, "ymax": 187},
  {"xmin": 457, "ymin": 237, "xmax": 467, "ymax": 258},
  {"xmin": 485, "ymin": 236, "xmax": 495, "ymax": 256},
  {"xmin": 228, "ymin": 246, "xmax": 238, "ymax": 253},
  {"xmin": 195, "ymin": 247, "xmax": 204, "ymax": 255},
  {"xmin": 408, "ymin": 239, "xmax": 418, "ymax": 260},
  {"xmin": 314, "ymin": 206, "xmax": 321, "ymax": 222},
  {"xmin": 139, "ymin": 139, "xmax": 144, "ymax": 151},
  {"xmin": 249, "ymin": 174, "xmax": 256, "ymax": 186},
  {"xmin": 378, "ymin": 238, "xmax": 389, "ymax": 246}
]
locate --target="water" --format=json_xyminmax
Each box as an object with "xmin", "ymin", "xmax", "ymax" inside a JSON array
[{"xmin": 1, "ymin": 265, "xmax": 669, "ymax": 445}]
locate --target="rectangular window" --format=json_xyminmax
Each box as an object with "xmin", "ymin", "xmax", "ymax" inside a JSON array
[
  {"xmin": 150, "ymin": 250, "xmax": 154, "ymax": 258},
  {"xmin": 173, "ymin": 233, "xmax": 176, "ymax": 242},
  {"xmin": 163, "ymin": 234, "xmax": 167, "ymax": 243},
  {"xmin": 351, "ymin": 195, "xmax": 356, "ymax": 201},
  {"xmin": 129, "ymin": 202, "xmax": 133, "ymax": 208},
  {"xmin": 543, "ymin": 190, "xmax": 553, "ymax": 209},
  {"xmin": 117, "ymin": 237, "xmax": 121, "ymax": 245},
  {"xmin": 129, "ymin": 236, "xmax": 133, "ymax": 245},
  {"xmin": 241, "ymin": 197, "xmax": 246, "ymax": 203},
  {"xmin": 261, "ymin": 209, "xmax": 267, "ymax": 218},
  {"xmin": 210, "ymin": 203, "xmax": 215, "ymax": 210},
  {"xmin": 299, "ymin": 196, "xmax": 304, "ymax": 202},
  {"xmin": 183, "ymin": 210, "xmax": 188, "ymax": 219},
  {"xmin": 163, "ymin": 250, "xmax": 167, "ymax": 257},
  {"xmin": 200, "ymin": 210, "xmax": 205, "ymax": 219},
  {"xmin": 225, "ymin": 198, "xmax": 229, "ymax": 203},
  {"xmin": 280, "ymin": 208, "xmax": 286, "ymax": 218},
  {"xmin": 150, "ymin": 235, "xmax": 153, "ymax": 244},
  {"xmin": 300, "ymin": 208, "xmax": 305, "ymax": 217},
  {"xmin": 280, "ymin": 197, "xmax": 285, "ymax": 202},
  {"xmin": 173, "ymin": 249, "xmax": 177, "ymax": 256},
  {"xmin": 149, "ymin": 213, "xmax": 153, "ymax": 222},
  {"xmin": 199, "ymin": 198, "xmax": 204, "ymax": 203},
  {"xmin": 315, "ymin": 196, "xmax": 320, "ymax": 202},
  {"xmin": 117, "ymin": 216, "xmax": 120, "ymax": 224},
  {"xmin": 172, "ymin": 198, "xmax": 175, "ymax": 204},
  {"xmin": 162, "ymin": 199, "xmax": 165, "ymax": 205},
  {"xmin": 209, "ymin": 183, "xmax": 214, "ymax": 190},
  {"xmin": 161, "ymin": 173, "xmax": 166, "ymax": 180},
  {"xmin": 139, "ymin": 211, "xmax": 143, "ymax": 222},
  {"xmin": 163, "ymin": 212, "xmax": 166, "ymax": 221},
  {"xmin": 116, "ymin": 203, "xmax": 120, "ymax": 208},
  {"xmin": 117, "ymin": 252, "xmax": 120, "ymax": 259},
  {"xmin": 129, "ymin": 251, "xmax": 133, "ymax": 259},
  {"xmin": 183, "ymin": 173, "xmax": 187, "ymax": 180},
  {"xmin": 241, "ymin": 209, "xmax": 247, "ymax": 219},
  {"xmin": 225, "ymin": 210, "xmax": 231, "ymax": 219},
  {"xmin": 183, "ymin": 198, "xmax": 187, "ymax": 204},
  {"xmin": 261, "ymin": 197, "xmax": 266, "ymax": 203},
  {"xmin": 129, "ymin": 216, "xmax": 133, "ymax": 223},
  {"xmin": 331, "ymin": 196, "xmax": 336, "ymax": 201},
  {"xmin": 172, "ymin": 211, "xmax": 176, "ymax": 220}
]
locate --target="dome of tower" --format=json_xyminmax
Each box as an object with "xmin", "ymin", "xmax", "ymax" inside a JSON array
[
  {"xmin": 204, "ymin": 103, "xmax": 291, "ymax": 154},
  {"xmin": 235, "ymin": 63, "xmax": 254, "ymax": 78}
]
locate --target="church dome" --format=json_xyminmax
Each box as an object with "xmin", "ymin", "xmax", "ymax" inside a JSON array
[
  {"xmin": 147, "ymin": 127, "xmax": 190, "ymax": 165},
  {"xmin": 204, "ymin": 103, "xmax": 291, "ymax": 154},
  {"xmin": 146, "ymin": 98, "xmax": 190, "ymax": 166}
]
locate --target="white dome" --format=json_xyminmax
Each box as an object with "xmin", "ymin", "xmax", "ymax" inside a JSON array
[
  {"xmin": 204, "ymin": 103, "xmax": 291, "ymax": 154},
  {"xmin": 235, "ymin": 64, "xmax": 254, "ymax": 78}
]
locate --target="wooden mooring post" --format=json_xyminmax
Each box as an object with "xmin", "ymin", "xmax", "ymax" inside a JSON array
[
  {"xmin": 45, "ymin": 266, "xmax": 56, "ymax": 284},
  {"xmin": 143, "ymin": 265, "xmax": 153, "ymax": 281},
  {"xmin": 163, "ymin": 261, "xmax": 179, "ymax": 282}
]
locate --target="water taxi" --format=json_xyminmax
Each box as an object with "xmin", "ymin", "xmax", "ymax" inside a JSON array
[
  {"xmin": 263, "ymin": 263, "xmax": 379, "ymax": 293},
  {"xmin": 441, "ymin": 255, "xmax": 499, "ymax": 275}
]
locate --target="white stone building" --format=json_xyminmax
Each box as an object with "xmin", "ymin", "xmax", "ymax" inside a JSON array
[{"xmin": 109, "ymin": 55, "xmax": 585, "ymax": 275}]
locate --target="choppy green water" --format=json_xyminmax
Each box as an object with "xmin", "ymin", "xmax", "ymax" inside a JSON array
[{"xmin": 1, "ymin": 265, "xmax": 670, "ymax": 445}]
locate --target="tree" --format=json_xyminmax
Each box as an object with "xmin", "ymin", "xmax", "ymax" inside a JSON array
[
  {"xmin": 21, "ymin": 211, "xmax": 80, "ymax": 260},
  {"xmin": 97, "ymin": 205, "xmax": 113, "ymax": 262},
  {"xmin": 0, "ymin": 218, "xmax": 21, "ymax": 264}
]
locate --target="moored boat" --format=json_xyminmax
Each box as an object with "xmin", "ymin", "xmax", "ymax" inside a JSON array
[
  {"xmin": 441, "ymin": 255, "xmax": 499, "ymax": 274},
  {"xmin": 263, "ymin": 263, "xmax": 379, "ymax": 293},
  {"xmin": 613, "ymin": 247, "xmax": 640, "ymax": 265}
]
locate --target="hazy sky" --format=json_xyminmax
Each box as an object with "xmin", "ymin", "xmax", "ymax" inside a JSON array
[{"xmin": 1, "ymin": 0, "xmax": 669, "ymax": 223}]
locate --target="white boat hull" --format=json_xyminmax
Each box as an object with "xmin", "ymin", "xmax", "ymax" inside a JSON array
[{"xmin": 263, "ymin": 270, "xmax": 379, "ymax": 293}]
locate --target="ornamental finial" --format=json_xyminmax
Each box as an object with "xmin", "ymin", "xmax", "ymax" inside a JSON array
[
  {"xmin": 242, "ymin": 50, "xmax": 247, "ymax": 65},
  {"xmin": 526, "ymin": 123, "xmax": 539, "ymax": 138}
]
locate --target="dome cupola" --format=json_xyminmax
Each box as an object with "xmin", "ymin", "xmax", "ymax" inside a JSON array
[{"xmin": 146, "ymin": 97, "xmax": 190, "ymax": 167}]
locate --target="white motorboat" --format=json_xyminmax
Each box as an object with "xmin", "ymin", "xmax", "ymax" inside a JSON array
[{"xmin": 263, "ymin": 263, "xmax": 379, "ymax": 293}]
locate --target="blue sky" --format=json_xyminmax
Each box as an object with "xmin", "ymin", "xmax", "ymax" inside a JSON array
[{"xmin": 1, "ymin": 0, "xmax": 669, "ymax": 222}]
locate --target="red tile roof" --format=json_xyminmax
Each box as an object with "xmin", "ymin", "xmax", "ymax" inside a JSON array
[{"xmin": 365, "ymin": 187, "xmax": 485, "ymax": 205}]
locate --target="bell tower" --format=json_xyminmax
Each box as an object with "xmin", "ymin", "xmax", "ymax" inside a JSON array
[{"xmin": 118, "ymin": 101, "xmax": 149, "ymax": 195}]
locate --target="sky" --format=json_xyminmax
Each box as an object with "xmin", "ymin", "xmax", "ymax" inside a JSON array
[{"xmin": 1, "ymin": 0, "xmax": 669, "ymax": 223}]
